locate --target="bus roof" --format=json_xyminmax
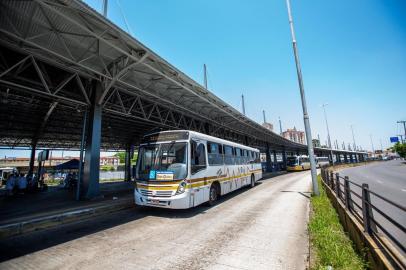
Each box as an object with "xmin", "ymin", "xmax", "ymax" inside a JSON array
[{"xmin": 142, "ymin": 130, "xmax": 260, "ymax": 152}]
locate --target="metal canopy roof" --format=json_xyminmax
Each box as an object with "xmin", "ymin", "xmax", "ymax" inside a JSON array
[{"xmin": 0, "ymin": 0, "xmax": 363, "ymax": 155}]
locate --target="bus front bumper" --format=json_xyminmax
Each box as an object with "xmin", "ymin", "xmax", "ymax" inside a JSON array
[
  {"xmin": 134, "ymin": 189, "xmax": 190, "ymax": 209},
  {"xmin": 286, "ymin": 165, "xmax": 303, "ymax": 171}
]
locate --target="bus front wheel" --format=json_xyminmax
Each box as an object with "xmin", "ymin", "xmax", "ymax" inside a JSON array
[{"xmin": 208, "ymin": 184, "xmax": 218, "ymax": 206}]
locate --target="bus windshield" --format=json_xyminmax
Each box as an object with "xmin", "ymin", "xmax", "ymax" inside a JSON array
[
  {"xmin": 136, "ymin": 142, "xmax": 187, "ymax": 181},
  {"xmin": 286, "ymin": 157, "xmax": 298, "ymax": 166}
]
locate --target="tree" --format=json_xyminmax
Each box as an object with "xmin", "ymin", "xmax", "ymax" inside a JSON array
[
  {"xmin": 392, "ymin": 142, "xmax": 406, "ymax": 158},
  {"xmin": 114, "ymin": 152, "xmax": 138, "ymax": 164},
  {"xmin": 114, "ymin": 152, "xmax": 126, "ymax": 164}
]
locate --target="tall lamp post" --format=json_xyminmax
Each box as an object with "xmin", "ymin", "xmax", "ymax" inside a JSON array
[
  {"xmin": 350, "ymin": 124, "xmax": 356, "ymax": 151},
  {"xmin": 321, "ymin": 103, "xmax": 334, "ymax": 165},
  {"xmin": 285, "ymin": 0, "xmax": 319, "ymax": 195},
  {"xmin": 370, "ymin": 134, "xmax": 375, "ymax": 156}
]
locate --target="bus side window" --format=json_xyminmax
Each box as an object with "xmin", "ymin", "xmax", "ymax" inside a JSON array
[
  {"xmin": 224, "ymin": 145, "xmax": 233, "ymax": 165},
  {"xmin": 191, "ymin": 140, "xmax": 207, "ymax": 174},
  {"xmin": 207, "ymin": 141, "xmax": 222, "ymax": 166}
]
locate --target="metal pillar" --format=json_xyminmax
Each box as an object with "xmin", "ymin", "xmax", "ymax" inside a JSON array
[
  {"xmin": 265, "ymin": 143, "xmax": 272, "ymax": 172},
  {"xmin": 344, "ymin": 153, "xmax": 348, "ymax": 163},
  {"xmin": 27, "ymin": 141, "xmax": 37, "ymax": 177},
  {"xmin": 83, "ymin": 81, "xmax": 102, "ymax": 199},
  {"xmin": 273, "ymin": 150, "xmax": 278, "ymax": 171},
  {"xmin": 282, "ymin": 150, "xmax": 287, "ymax": 170},
  {"xmin": 350, "ymin": 154, "xmax": 354, "ymax": 163},
  {"xmin": 76, "ymin": 110, "xmax": 88, "ymax": 201},
  {"xmin": 125, "ymin": 147, "xmax": 132, "ymax": 181}
]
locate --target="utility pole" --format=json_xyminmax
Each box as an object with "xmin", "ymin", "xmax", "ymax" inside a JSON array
[
  {"xmin": 398, "ymin": 134, "xmax": 405, "ymax": 144},
  {"xmin": 321, "ymin": 103, "xmax": 334, "ymax": 165},
  {"xmin": 102, "ymin": 0, "xmax": 108, "ymax": 17},
  {"xmin": 370, "ymin": 134, "xmax": 375, "ymax": 155},
  {"xmin": 285, "ymin": 0, "xmax": 319, "ymax": 195},
  {"xmin": 203, "ymin": 64, "xmax": 208, "ymax": 89},
  {"xmin": 279, "ymin": 117, "xmax": 283, "ymax": 135},
  {"xmin": 380, "ymin": 138, "xmax": 383, "ymax": 152},
  {"xmin": 241, "ymin": 94, "xmax": 246, "ymax": 115},
  {"xmin": 262, "ymin": 110, "xmax": 267, "ymax": 124},
  {"xmin": 350, "ymin": 124, "xmax": 356, "ymax": 151},
  {"xmin": 398, "ymin": 121, "xmax": 406, "ymax": 143}
]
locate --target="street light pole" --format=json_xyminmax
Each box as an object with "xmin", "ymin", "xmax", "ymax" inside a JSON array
[
  {"xmin": 241, "ymin": 94, "xmax": 246, "ymax": 115},
  {"xmin": 322, "ymin": 103, "xmax": 334, "ymax": 165},
  {"xmin": 350, "ymin": 124, "xmax": 356, "ymax": 151},
  {"xmin": 102, "ymin": 0, "xmax": 108, "ymax": 17},
  {"xmin": 285, "ymin": 0, "xmax": 319, "ymax": 196},
  {"xmin": 398, "ymin": 121, "xmax": 406, "ymax": 143},
  {"xmin": 370, "ymin": 134, "xmax": 375, "ymax": 155},
  {"xmin": 203, "ymin": 64, "xmax": 208, "ymax": 90}
]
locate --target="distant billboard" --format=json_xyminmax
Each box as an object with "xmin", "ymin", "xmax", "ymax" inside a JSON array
[{"xmin": 390, "ymin": 137, "xmax": 399, "ymax": 143}]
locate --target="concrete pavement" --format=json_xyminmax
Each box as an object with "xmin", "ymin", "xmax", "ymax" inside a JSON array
[{"xmin": 0, "ymin": 171, "xmax": 312, "ymax": 270}]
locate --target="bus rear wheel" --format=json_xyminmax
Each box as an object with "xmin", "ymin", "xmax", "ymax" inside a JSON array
[{"xmin": 208, "ymin": 184, "xmax": 218, "ymax": 206}]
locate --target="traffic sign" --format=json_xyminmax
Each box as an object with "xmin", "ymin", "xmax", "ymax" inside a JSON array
[{"xmin": 390, "ymin": 137, "xmax": 399, "ymax": 143}]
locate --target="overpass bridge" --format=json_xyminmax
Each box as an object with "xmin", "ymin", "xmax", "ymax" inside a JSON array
[{"xmin": 0, "ymin": 0, "xmax": 366, "ymax": 198}]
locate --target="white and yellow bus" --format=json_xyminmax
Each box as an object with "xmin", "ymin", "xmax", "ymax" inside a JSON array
[
  {"xmin": 286, "ymin": 155, "xmax": 311, "ymax": 171},
  {"xmin": 134, "ymin": 130, "xmax": 262, "ymax": 209},
  {"xmin": 315, "ymin": 156, "xmax": 330, "ymax": 168}
]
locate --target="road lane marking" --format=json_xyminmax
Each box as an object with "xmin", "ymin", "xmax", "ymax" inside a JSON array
[
  {"xmin": 402, "ymin": 189, "xmax": 406, "ymax": 192},
  {"xmin": 376, "ymin": 180, "xmax": 383, "ymax": 184}
]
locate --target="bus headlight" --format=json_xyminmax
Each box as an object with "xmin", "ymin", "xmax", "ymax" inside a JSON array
[{"xmin": 176, "ymin": 181, "xmax": 187, "ymax": 195}]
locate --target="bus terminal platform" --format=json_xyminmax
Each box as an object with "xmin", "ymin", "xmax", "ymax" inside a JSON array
[
  {"xmin": 0, "ymin": 171, "xmax": 284, "ymax": 240},
  {"xmin": 0, "ymin": 181, "xmax": 134, "ymax": 239}
]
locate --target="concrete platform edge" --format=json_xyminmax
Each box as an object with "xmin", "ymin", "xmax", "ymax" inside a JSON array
[{"xmin": 0, "ymin": 198, "xmax": 134, "ymax": 239}]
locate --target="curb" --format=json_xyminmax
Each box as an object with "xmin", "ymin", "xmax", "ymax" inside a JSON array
[{"xmin": 0, "ymin": 198, "xmax": 134, "ymax": 239}]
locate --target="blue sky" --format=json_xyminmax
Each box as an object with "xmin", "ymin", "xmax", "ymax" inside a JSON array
[
  {"xmin": 94, "ymin": 0, "xmax": 405, "ymax": 151},
  {"xmin": 1, "ymin": 0, "xmax": 405, "ymax": 158}
]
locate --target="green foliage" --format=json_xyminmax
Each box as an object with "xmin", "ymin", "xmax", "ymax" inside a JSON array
[
  {"xmin": 114, "ymin": 152, "xmax": 138, "ymax": 165},
  {"xmin": 391, "ymin": 142, "xmax": 406, "ymax": 158},
  {"xmin": 309, "ymin": 176, "xmax": 367, "ymax": 270},
  {"xmin": 114, "ymin": 152, "xmax": 126, "ymax": 164},
  {"xmin": 100, "ymin": 165, "xmax": 115, "ymax": 171}
]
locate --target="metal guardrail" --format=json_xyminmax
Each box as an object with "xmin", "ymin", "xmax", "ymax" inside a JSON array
[{"xmin": 320, "ymin": 167, "xmax": 406, "ymax": 264}]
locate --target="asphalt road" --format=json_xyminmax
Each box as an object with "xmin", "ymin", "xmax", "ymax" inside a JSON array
[
  {"xmin": 0, "ymin": 171, "xmax": 311, "ymax": 270},
  {"xmin": 339, "ymin": 160, "xmax": 406, "ymax": 252}
]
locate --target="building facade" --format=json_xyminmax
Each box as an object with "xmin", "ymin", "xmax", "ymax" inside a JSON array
[
  {"xmin": 0, "ymin": 156, "xmax": 119, "ymax": 168},
  {"xmin": 262, "ymin": 122, "xmax": 274, "ymax": 131},
  {"xmin": 282, "ymin": 127, "xmax": 305, "ymax": 145}
]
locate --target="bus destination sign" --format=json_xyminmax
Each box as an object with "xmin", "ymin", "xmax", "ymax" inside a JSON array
[{"xmin": 143, "ymin": 131, "xmax": 189, "ymax": 143}]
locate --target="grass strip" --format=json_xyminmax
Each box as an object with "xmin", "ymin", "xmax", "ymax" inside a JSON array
[{"xmin": 309, "ymin": 175, "xmax": 367, "ymax": 270}]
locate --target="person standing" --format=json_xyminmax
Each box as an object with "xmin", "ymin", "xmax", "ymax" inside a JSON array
[
  {"xmin": 18, "ymin": 173, "xmax": 27, "ymax": 194},
  {"xmin": 6, "ymin": 172, "xmax": 17, "ymax": 196}
]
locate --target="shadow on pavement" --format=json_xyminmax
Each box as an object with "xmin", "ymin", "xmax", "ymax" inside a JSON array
[{"xmin": 0, "ymin": 184, "xmax": 259, "ymax": 262}]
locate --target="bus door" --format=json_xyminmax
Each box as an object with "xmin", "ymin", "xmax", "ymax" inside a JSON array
[{"xmin": 190, "ymin": 139, "xmax": 208, "ymax": 206}]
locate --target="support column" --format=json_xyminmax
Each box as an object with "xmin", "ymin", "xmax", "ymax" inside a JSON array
[
  {"xmin": 265, "ymin": 143, "xmax": 272, "ymax": 172},
  {"xmin": 124, "ymin": 146, "xmax": 132, "ymax": 182},
  {"xmin": 350, "ymin": 154, "xmax": 354, "ymax": 163},
  {"xmin": 273, "ymin": 150, "xmax": 278, "ymax": 171},
  {"xmin": 282, "ymin": 150, "xmax": 287, "ymax": 170},
  {"xmin": 344, "ymin": 153, "xmax": 348, "ymax": 163},
  {"xmin": 83, "ymin": 81, "xmax": 102, "ymax": 199},
  {"xmin": 28, "ymin": 141, "xmax": 37, "ymax": 177}
]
